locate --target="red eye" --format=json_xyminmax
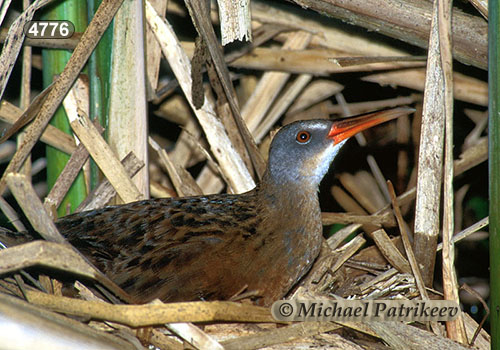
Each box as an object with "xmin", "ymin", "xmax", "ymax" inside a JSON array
[{"xmin": 296, "ymin": 130, "xmax": 311, "ymax": 143}]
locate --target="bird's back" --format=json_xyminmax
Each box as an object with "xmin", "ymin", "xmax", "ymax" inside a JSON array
[
  {"xmin": 56, "ymin": 185, "xmax": 323, "ymax": 305},
  {"xmin": 56, "ymin": 192, "xmax": 268, "ymax": 303}
]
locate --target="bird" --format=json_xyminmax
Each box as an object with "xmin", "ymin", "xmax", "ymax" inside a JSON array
[{"xmin": 55, "ymin": 107, "xmax": 413, "ymax": 306}]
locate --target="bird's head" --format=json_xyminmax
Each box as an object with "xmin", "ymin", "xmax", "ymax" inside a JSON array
[{"xmin": 265, "ymin": 107, "xmax": 414, "ymax": 189}]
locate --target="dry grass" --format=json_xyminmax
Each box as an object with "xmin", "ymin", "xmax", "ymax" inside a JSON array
[{"xmin": 0, "ymin": 0, "xmax": 489, "ymax": 349}]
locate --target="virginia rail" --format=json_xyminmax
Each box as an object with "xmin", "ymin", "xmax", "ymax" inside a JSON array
[{"xmin": 56, "ymin": 107, "xmax": 413, "ymax": 306}]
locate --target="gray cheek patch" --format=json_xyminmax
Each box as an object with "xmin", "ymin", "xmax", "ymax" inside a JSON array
[{"xmin": 301, "ymin": 140, "xmax": 347, "ymax": 184}]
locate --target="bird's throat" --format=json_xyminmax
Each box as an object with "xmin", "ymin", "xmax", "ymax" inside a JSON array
[
  {"xmin": 252, "ymin": 176, "xmax": 323, "ymax": 301},
  {"xmin": 258, "ymin": 172, "xmax": 321, "ymax": 215}
]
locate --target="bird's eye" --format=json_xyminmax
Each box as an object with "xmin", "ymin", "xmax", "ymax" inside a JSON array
[{"xmin": 296, "ymin": 130, "xmax": 311, "ymax": 143}]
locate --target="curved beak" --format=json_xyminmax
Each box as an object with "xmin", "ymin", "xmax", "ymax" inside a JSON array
[{"xmin": 328, "ymin": 107, "xmax": 415, "ymax": 144}]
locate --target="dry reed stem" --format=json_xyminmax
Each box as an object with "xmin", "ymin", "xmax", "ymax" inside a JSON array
[
  {"xmin": 0, "ymin": 292, "xmax": 135, "ymax": 350},
  {"xmin": 61, "ymin": 76, "xmax": 91, "ymax": 193},
  {"xmin": 145, "ymin": 0, "xmax": 168, "ymax": 96},
  {"xmin": 252, "ymin": 1, "xmax": 410, "ymax": 57},
  {"xmin": 286, "ymin": 95, "xmax": 420, "ymax": 123},
  {"xmin": 217, "ymin": 101, "xmax": 254, "ymax": 174},
  {"xmin": 413, "ymin": 1, "xmax": 447, "ymax": 286},
  {"xmin": 168, "ymin": 0, "xmax": 411, "ymax": 58},
  {"xmin": 2, "ymin": 174, "xmax": 132, "ymax": 302},
  {"xmin": 387, "ymin": 181, "xmax": 428, "ymax": 300},
  {"xmin": 149, "ymin": 137, "xmax": 202, "ymax": 196},
  {"xmin": 145, "ymin": 0, "xmax": 255, "ymax": 193},
  {"xmin": 68, "ymin": 109, "xmax": 143, "ymax": 203},
  {"xmin": 76, "ymin": 152, "xmax": 144, "ymax": 212},
  {"xmin": 363, "ymin": 69, "xmax": 488, "ymax": 106},
  {"xmin": 0, "ymin": 0, "xmax": 53, "ymax": 100},
  {"xmin": 335, "ymin": 93, "xmax": 396, "ymax": 202},
  {"xmin": 286, "ymin": 80, "xmax": 344, "ymax": 116},
  {"xmin": 229, "ymin": 47, "xmax": 426, "ymax": 75},
  {"xmin": 438, "ymin": 0, "xmax": 468, "ymax": 342},
  {"xmin": 0, "ymin": 196, "xmax": 26, "ymax": 232},
  {"xmin": 166, "ymin": 322, "xmax": 224, "ymax": 350},
  {"xmin": 288, "ymin": 0, "xmax": 487, "ymax": 69},
  {"xmin": 0, "ymin": 85, "xmax": 53, "ymax": 143},
  {"xmin": 6, "ymin": 173, "xmax": 64, "ymax": 243},
  {"xmin": 0, "ymin": 1, "xmax": 11, "ymax": 25},
  {"xmin": 365, "ymin": 320, "xmax": 471, "ymax": 350},
  {"xmin": 0, "ymin": 101, "xmax": 76, "ymax": 155},
  {"xmin": 170, "ymin": 118, "xmax": 203, "ymax": 168},
  {"xmin": 185, "ymin": 0, "xmax": 266, "ymax": 178},
  {"xmin": 44, "ymin": 137, "xmax": 93, "ymax": 214},
  {"xmin": 253, "ymin": 74, "xmax": 312, "ymax": 143},
  {"xmin": 329, "ymin": 234, "xmax": 366, "ymax": 275},
  {"xmin": 217, "ymin": 0, "xmax": 252, "ymax": 45},
  {"xmin": 468, "ymin": 0, "xmax": 488, "ymax": 19},
  {"xmin": 387, "ymin": 180, "xmax": 443, "ymax": 333},
  {"xmin": 326, "ymin": 223, "xmax": 361, "ymax": 250},
  {"xmin": 371, "ymin": 229, "xmax": 411, "ymax": 274},
  {"xmin": 357, "ymin": 268, "xmax": 398, "ymax": 293},
  {"xmin": 25, "ymin": 290, "xmax": 274, "ymax": 326},
  {"xmin": 196, "ymin": 164, "xmax": 225, "ymax": 195},
  {"xmin": 43, "ymin": 115, "xmax": 104, "ymax": 213},
  {"xmin": 180, "ymin": 39, "xmax": 425, "ymax": 75},
  {"xmin": 108, "ymin": 0, "xmax": 149, "ymax": 198},
  {"xmin": 221, "ymin": 322, "xmax": 341, "ymax": 350},
  {"xmin": 463, "ymin": 110, "xmax": 488, "ymax": 150},
  {"xmin": 0, "ymin": 241, "xmax": 96, "ymax": 279},
  {"xmin": 437, "ymin": 217, "xmax": 489, "ymax": 251},
  {"xmin": 339, "ymin": 172, "xmax": 387, "ymax": 214},
  {"xmin": 321, "ymin": 211, "xmax": 395, "ymax": 226},
  {"xmin": 0, "ymin": 0, "xmax": 125, "ymax": 195},
  {"xmin": 18, "ymin": 0, "xmax": 32, "ymax": 178},
  {"xmin": 241, "ymin": 31, "xmax": 311, "ymax": 133}
]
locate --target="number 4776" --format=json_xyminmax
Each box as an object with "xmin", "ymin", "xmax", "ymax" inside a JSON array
[{"xmin": 25, "ymin": 21, "xmax": 73, "ymax": 39}]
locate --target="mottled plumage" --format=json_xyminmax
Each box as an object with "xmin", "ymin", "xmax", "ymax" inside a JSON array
[{"xmin": 55, "ymin": 108, "xmax": 412, "ymax": 306}]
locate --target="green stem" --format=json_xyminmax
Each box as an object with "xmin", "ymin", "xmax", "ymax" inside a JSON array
[
  {"xmin": 88, "ymin": 0, "xmax": 113, "ymax": 189},
  {"xmin": 489, "ymin": 0, "xmax": 499, "ymax": 347},
  {"xmin": 42, "ymin": 0, "xmax": 88, "ymax": 216}
]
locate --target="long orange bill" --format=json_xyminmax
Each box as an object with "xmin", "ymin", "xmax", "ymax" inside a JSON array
[{"xmin": 328, "ymin": 107, "xmax": 415, "ymax": 144}]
